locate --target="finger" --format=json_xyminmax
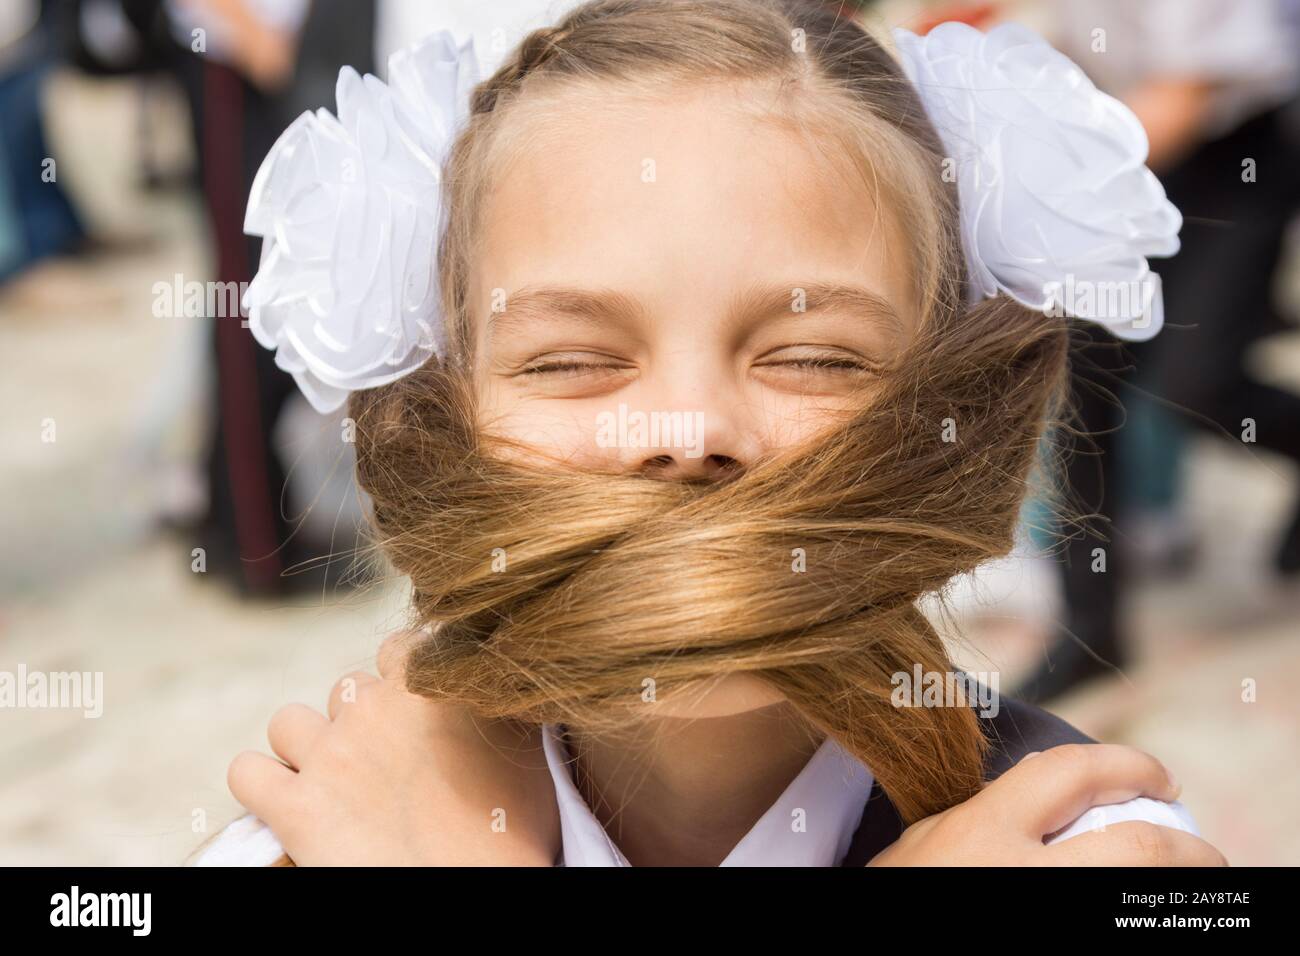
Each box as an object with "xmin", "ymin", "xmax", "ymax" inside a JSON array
[
  {"xmin": 901, "ymin": 807, "xmax": 950, "ymax": 841},
  {"xmin": 1044, "ymin": 821, "xmax": 1228, "ymax": 867},
  {"xmin": 981, "ymin": 750, "xmax": 1041, "ymax": 791},
  {"xmin": 267, "ymin": 702, "xmax": 330, "ymax": 768},
  {"xmin": 971, "ymin": 743, "xmax": 1181, "ymax": 838},
  {"xmin": 227, "ymin": 749, "xmax": 297, "ymax": 822},
  {"xmin": 327, "ymin": 670, "xmax": 378, "ymax": 720},
  {"xmin": 376, "ymin": 630, "xmax": 424, "ymax": 682}
]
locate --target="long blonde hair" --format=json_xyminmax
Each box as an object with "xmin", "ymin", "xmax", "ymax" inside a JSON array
[
  {"xmin": 353, "ymin": 0, "xmax": 1069, "ymax": 824},
  {"xmin": 227, "ymin": 0, "xmax": 1070, "ymax": 866}
]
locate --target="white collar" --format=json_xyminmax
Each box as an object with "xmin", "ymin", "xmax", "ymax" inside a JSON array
[{"xmin": 540, "ymin": 723, "xmax": 875, "ymax": 866}]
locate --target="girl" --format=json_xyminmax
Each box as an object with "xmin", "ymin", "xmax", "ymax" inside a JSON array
[{"xmin": 195, "ymin": 0, "xmax": 1221, "ymax": 867}]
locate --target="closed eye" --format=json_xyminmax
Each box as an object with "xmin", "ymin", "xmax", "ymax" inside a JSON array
[
  {"xmin": 519, "ymin": 361, "xmax": 596, "ymax": 376},
  {"xmin": 514, "ymin": 354, "xmax": 635, "ymax": 377},
  {"xmin": 753, "ymin": 347, "xmax": 879, "ymax": 374},
  {"xmin": 517, "ymin": 355, "xmax": 877, "ymax": 376},
  {"xmin": 768, "ymin": 357, "xmax": 871, "ymax": 371}
]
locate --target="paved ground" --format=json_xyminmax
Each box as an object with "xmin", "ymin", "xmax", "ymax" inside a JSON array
[{"xmin": 2, "ymin": 71, "xmax": 1297, "ymax": 866}]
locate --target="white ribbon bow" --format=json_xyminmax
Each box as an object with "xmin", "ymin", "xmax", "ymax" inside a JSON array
[
  {"xmin": 242, "ymin": 22, "xmax": 1181, "ymax": 413},
  {"xmin": 241, "ymin": 31, "xmax": 480, "ymax": 413},
  {"xmin": 893, "ymin": 21, "xmax": 1181, "ymax": 339}
]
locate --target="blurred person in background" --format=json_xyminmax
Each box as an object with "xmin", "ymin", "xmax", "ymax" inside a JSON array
[
  {"xmin": 1019, "ymin": 0, "xmax": 1300, "ymax": 702},
  {"xmin": 163, "ymin": 0, "xmax": 377, "ymax": 598},
  {"xmin": 0, "ymin": 1, "xmax": 89, "ymax": 296},
  {"xmin": 163, "ymin": 0, "xmax": 308, "ymax": 600}
]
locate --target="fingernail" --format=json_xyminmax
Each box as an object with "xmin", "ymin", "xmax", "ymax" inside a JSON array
[
  {"xmin": 1167, "ymin": 770, "xmax": 1181, "ymax": 799},
  {"xmin": 1020, "ymin": 750, "xmax": 1040, "ymax": 762}
]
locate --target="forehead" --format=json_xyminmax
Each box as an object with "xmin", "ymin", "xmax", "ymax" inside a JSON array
[{"xmin": 470, "ymin": 81, "xmax": 911, "ymax": 321}]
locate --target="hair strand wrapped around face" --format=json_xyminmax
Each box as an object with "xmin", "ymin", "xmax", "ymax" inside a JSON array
[
  {"xmin": 347, "ymin": 0, "xmax": 1072, "ymax": 828},
  {"xmin": 351, "ymin": 290, "xmax": 1067, "ymax": 825}
]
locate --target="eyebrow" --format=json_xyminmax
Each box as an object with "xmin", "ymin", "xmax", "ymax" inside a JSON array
[
  {"xmin": 486, "ymin": 280, "xmax": 903, "ymax": 338},
  {"xmin": 727, "ymin": 281, "xmax": 904, "ymax": 336},
  {"xmin": 487, "ymin": 285, "xmax": 645, "ymax": 338}
]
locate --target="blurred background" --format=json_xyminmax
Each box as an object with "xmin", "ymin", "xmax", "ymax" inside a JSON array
[{"xmin": 1, "ymin": 0, "xmax": 1297, "ymax": 865}]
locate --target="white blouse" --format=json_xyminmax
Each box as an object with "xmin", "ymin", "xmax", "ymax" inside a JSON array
[{"xmin": 194, "ymin": 723, "xmax": 1199, "ymax": 866}]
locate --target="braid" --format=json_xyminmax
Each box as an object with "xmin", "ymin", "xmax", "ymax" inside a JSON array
[{"xmin": 470, "ymin": 24, "xmax": 576, "ymax": 114}]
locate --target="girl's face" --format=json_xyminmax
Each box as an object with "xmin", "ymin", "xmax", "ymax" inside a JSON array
[{"xmin": 467, "ymin": 84, "xmax": 915, "ymax": 716}]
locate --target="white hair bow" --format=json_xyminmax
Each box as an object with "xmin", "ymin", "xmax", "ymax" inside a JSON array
[
  {"xmin": 892, "ymin": 21, "xmax": 1181, "ymax": 340},
  {"xmin": 241, "ymin": 31, "xmax": 480, "ymax": 413},
  {"xmin": 242, "ymin": 22, "xmax": 1180, "ymax": 414}
]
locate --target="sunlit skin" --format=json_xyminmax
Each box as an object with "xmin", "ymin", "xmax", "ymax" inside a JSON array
[
  {"xmin": 472, "ymin": 85, "xmax": 913, "ymax": 481},
  {"xmin": 466, "ymin": 83, "xmax": 914, "ymax": 863},
  {"xmin": 470, "ymin": 83, "xmax": 914, "ymax": 719},
  {"xmin": 235, "ymin": 81, "xmax": 1223, "ymax": 871}
]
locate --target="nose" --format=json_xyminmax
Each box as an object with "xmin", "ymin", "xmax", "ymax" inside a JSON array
[
  {"xmin": 639, "ymin": 450, "xmax": 742, "ymax": 482},
  {"xmin": 614, "ymin": 377, "xmax": 761, "ymax": 482},
  {"xmin": 595, "ymin": 401, "xmax": 756, "ymax": 481}
]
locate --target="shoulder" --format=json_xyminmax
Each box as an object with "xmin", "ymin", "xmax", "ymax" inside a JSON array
[
  {"xmin": 977, "ymin": 693, "xmax": 1095, "ymax": 779},
  {"xmin": 976, "ymin": 694, "xmax": 1200, "ymax": 842},
  {"xmin": 190, "ymin": 814, "xmax": 286, "ymax": 867}
]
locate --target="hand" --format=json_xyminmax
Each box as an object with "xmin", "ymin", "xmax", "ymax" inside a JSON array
[
  {"xmin": 227, "ymin": 632, "xmax": 561, "ymax": 866},
  {"xmin": 868, "ymin": 744, "xmax": 1228, "ymax": 866},
  {"xmin": 236, "ymin": 26, "xmax": 297, "ymax": 92},
  {"xmin": 182, "ymin": 0, "xmax": 298, "ymax": 92}
]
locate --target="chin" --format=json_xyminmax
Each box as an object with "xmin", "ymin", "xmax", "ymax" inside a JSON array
[{"xmin": 651, "ymin": 673, "xmax": 788, "ymax": 719}]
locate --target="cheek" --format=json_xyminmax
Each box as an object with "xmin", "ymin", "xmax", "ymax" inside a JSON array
[
  {"xmin": 755, "ymin": 390, "xmax": 862, "ymax": 450},
  {"xmin": 476, "ymin": 384, "xmax": 616, "ymax": 468}
]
